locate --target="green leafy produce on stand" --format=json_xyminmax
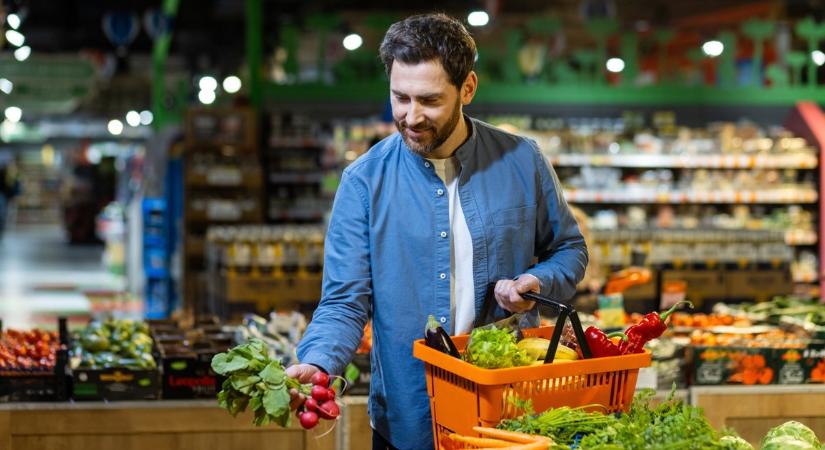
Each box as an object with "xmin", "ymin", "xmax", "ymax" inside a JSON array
[
  {"xmin": 464, "ymin": 325, "xmax": 533, "ymax": 369},
  {"xmin": 760, "ymin": 421, "xmax": 821, "ymax": 450},
  {"xmin": 500, "ymin": 389, "xmax": 751, "ymax": 449},
  {"xmin": 71, "ymin": 319, "xmax": 156, "ymax": 370}
]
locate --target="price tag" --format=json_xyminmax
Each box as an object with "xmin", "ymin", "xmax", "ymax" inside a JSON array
[{"xmin": 635, "ymin": 367, "xmax": 658, "ymax": 390}]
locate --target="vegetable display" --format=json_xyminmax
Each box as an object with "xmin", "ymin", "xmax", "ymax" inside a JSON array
[
  {"xmin": 441, "ymin": 427, "xmax": 553, "ymax": 450},
  {"xmin": 495, "ymin": 389, "xmax": 751, "ymax": 449},
  {"xmin": 760, "ymin": 421, "xmax": 821, "ymax": 450},
  {"xmin": 71, "ymin": 319, "xmax": 156, "ymax": 370},
  {"xmin": 0, "ymin": 329, "xmax": 59, "ymax": 373},
  {"xmin": 211, "ymin": 338, "xmax": 340, "ymax": 429}
]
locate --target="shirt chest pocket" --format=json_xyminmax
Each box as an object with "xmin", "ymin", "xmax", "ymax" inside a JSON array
[{"xmin": 491, "ymin": 204, "xmax": 537, "ymax": 277}]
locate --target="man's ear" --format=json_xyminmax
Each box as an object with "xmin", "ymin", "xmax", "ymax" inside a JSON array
[{"xmin": 461, "ymin": 71, "xmax": 478, "ymax": 105}]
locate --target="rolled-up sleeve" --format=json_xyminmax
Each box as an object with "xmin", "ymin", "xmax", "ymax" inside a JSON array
[
  {"xmin": 296, "ymin": 171, "xmax": 372, "ymax": 375},
  {"xmin": 525, "ymin": 145, "xmax": 588, "ymax": 302}
]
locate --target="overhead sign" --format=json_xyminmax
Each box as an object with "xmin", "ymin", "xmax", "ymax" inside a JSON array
[{"xmin": 0, "ymin": 54, "xmax": 98, "ymax": 114}]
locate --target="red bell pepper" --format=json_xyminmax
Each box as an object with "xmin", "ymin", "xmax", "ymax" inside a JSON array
[
  {"xmin": 621, "ymin": 301, "xmax": 693, "ymax": 354},
  {"xmin": 584, "ymin": 326, "xmax": 628, "ymax": 358}
]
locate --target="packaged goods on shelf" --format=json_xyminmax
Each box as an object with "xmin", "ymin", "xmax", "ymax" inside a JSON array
[
  {"xmin": 205, "ymin": 225, "xmax": 324, "ymax": 317},
  {"xmin": 70, "ymin": 319, "xmax": 160, "ymax": 400},
  {"xmin": 343, "ymin": 321, "xmax": 371, "ymax": 395}
]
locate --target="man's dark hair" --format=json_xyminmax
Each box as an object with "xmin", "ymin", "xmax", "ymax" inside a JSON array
[{"xmin": 379, "ymin": 13, "xmax": 476, "ymax": 88}]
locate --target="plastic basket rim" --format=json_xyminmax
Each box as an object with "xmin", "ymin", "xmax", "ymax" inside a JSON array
[{"xmin": 413, "ymin": 326, "xmax": 652, "ymax": 385}]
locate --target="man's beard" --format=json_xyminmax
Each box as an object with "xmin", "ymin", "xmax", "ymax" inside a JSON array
[{"xmin": 395, "ymin": 99, "xmax": 462, "ymax": 157}]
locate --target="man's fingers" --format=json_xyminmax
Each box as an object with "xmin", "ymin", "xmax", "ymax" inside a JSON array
[{"xmin": 288, "ymin": 388, "xmax": 304, "ymax": 410}]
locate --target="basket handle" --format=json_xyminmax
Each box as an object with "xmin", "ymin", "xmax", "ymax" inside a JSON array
[{"xmin": 521, "ymin": 292, "xmax": 592, "ymax": 363}]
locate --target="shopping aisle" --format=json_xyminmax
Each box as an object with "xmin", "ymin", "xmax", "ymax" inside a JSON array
[{"xmin": 0, "ymin": 223, "xmax": 123, "ymax": 328}]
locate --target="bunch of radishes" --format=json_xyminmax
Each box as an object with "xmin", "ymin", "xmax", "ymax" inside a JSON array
[{"xmin": 297, "ymin": 371, "xmax": 340, "ymax": 429}]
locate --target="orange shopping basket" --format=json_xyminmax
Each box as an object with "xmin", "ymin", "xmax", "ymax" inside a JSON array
[{"xmin": 412, "ymin": 292, "xmax": 652, "ymax": 448}]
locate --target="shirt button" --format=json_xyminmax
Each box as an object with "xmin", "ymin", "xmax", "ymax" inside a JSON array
[
  {"xmin": 424, "ymin": 162, "xmax": 431, "ymax": 168},
  {"xmin": 440, "ymin": 317, "xmax": 447, "ymax": 324},
  {"xmin": 440, "ymin": 231, "xmax": 447, "ymax": 238},
  {"xmin": 436, "ymin": 189, "xmax": 444, "ymax": 196},
  {"xmin": 439, "ymin": 273, "xmax": 446, "ymax": 279}
]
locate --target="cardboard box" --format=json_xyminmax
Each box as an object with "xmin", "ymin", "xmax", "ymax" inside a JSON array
[{"xmin": 72, "ymin": 367, "xmax": 160, "ymax": 401}]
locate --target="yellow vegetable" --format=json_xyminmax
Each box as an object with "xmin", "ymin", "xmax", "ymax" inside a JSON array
[{"xmin": 517, "ymin": 338, "xmax": 578, "ymax": 361}]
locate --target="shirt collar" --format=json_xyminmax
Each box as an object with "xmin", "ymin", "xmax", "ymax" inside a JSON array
[{"xmin": 400, "ymin": 115, "xmax": 477, "ymax": 170}]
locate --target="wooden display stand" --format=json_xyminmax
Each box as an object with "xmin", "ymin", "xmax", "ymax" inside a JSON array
[
  {"xmin": 0, "ymin": 397, "xmax": 370, "ymax": 450},
  {"xmin": 692, "ymin": 385, "xmax": 825, "ymax": 445}
]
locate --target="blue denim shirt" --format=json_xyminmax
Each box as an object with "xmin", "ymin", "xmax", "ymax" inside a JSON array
[{"xmin": 297, "ymin": 118, "xmax": 587, "ymax": 450}]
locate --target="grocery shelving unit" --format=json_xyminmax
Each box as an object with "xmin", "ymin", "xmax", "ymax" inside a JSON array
[{"xmin": 181, "ymin": 107, "xmax": 263, "ymax": 314}]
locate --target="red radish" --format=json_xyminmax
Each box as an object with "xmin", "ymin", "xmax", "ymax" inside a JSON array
[
  {"xmin": 317, "ymin": 400, "xmax": 340, "ymax": 420},
  {"xmin": 310, "ymin": 371, "xmax": 329, "ymax": 387},
  {"xmin": 304, "ymin": 397, "xmax": 319, "ymax": 412},
  {"xmin": 299, "ymin": 411, "xmax": 319, "ymax": 429},
  {"xmin": 311, "ymin": 385, "xmax": 329, "ymax": 402},
  {"xmin": 327, "ymin": 387, "xmax": 336, "ymax": 401}
]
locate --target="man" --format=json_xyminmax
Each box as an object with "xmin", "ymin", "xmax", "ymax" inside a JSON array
[{"xmin": 286, "ymin": 13, "xmax": 587, "ymax": 450}]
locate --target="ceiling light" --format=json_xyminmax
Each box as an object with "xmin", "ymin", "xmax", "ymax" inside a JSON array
[
  {"xmin": 5, "ymin": 30, "xmax": 24, "ymax": 47},
  {"xmin": 342, "ymin": 34, "xmax": 363, "ymax": 51},
  {"xmin": 467, "ymin": 11, "xmax": 489, "ymax": 27},
  {"xmin": 702, "ymin": 40, "xmax": 724, "ymax": 57},
  {"xmin": 107, "ymin": 119, "xmax": 124, "ymax": 136},
  {"xmin": 139, "ymin": 110, "xmax": 153, "ymax": 125},
  {"xmin": 812, "ymin": 50, "xmax": 825, "ymax": 67},
  {"xmin": 222, "ymin": 75, "xmax": 242, "ymax": 93},
  {"xmin": 7, "ymin": 14, "xmax": 21, "ymax": 30},
  {"xmin": 14, "ymin": 46, "xmax": 30, "ymax": 61},
  {"xmin": 0, "ymin": 78, "xmax": 13, "ymax": 94},
  {"xmin": 606, "ymin": 58, "xmax": 625, "ymax": 73},
  {"xmin": 198, "ymin": 76, "xmax": 217, "ymax": 92},
  {"xmin": 4, "ymin": 106, "xmax": 21, "ymax": 123},
  {"xmin": 198, "ymin": 89, "xmax": 216, "ymax": 105},
  {"xmin": 126, "ymin": 110, "xmax": 141, "ymax": 127}
]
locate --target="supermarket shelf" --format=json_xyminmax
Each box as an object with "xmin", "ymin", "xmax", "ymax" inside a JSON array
[
  {"xmin": 269, "ymin": 136, "xmax": 326, "ymax": 148},
  {"xmin": 591, "ymin": 228, "xmax": 815, "ymax": 246},
  {"xmin": 268, "ymin": 209, "xmax": 326, "ymax": 222},
  {"xmin": 269, "ymin": 171, "xmax": 325, "ymax": 184},
  {"xmin": 547, "ymin": 153, "xmax": 818, "ymax": 169},
  {"xmin": 785, "ymin": 230, "xmax": 818, "ymax": 246},
  {"xmin": 265, "ymin": 82, "xmax": 825, "ymax": 106},
  {"xmin": 564, "ymin": 189, "xmax": 819, "ymax": 204}
]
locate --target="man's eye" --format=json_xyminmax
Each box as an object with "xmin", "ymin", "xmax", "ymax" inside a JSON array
[{"xmin": 395, "ymin": 95, "xmax": 409, "ymax": 102}]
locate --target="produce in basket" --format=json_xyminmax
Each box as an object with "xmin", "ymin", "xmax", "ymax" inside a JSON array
[
  {"xmin": 516, "ymin": 338, "xmax": 578, "ymax": 362},
  {"xmin": 424, "ymin": 315, "xmax": 460, "ymax": 358},
  {"xmin": 211, "ymin": 338, "xmax": 340, "ymax": 428},
  {"xmin": 620, "ymin": 301, "xmax": 692, "ymax": 355},
  {"xmin": 464, "ymin": 326, "xmax": 533, "ymax": 369}
]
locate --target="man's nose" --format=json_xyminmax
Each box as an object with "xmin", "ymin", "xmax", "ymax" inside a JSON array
[{"xmin": 406, "ymin": 102, "xmax": 424, "ymax": 127}]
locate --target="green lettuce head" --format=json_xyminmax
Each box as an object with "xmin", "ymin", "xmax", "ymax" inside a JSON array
[{"xmin": 761, "ymin": 421, "xmax": 820, "ymax": 449}]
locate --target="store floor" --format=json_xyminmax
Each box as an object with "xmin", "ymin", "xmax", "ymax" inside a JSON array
[{"xmin": 0, "ymin": 223, "xmax": 123, "ymax": 329}]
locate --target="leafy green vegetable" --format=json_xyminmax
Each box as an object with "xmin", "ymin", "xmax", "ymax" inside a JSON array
[
  {"xmin": 761, "ymin": 421, "xmax": 821, "ymax": 449},
  {"xmin": 760, "ymin": 435, "xmax": 818, "ymax": 450},
  {"xmin": 464, "ymin": 326, "xmax": 532, "ymax": 369},
  {"xmin": 211, "ymin": 338, "xmax": 310, "ymax": 427},
  {"xmin": 719, "ymin": 435, "xmax": 753, "ymax": 450},
  {"xmin": 498, "ymin": 404, "xmax": 616, "ymax": 445},
  {"xmin": 509, "ymin": 389, "xmax": 750, "ymax": 449}
]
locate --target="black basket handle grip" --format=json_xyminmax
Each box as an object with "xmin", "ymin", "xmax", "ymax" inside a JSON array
[{"xmin": 521, "ymin": 292, "xmax": 592, "ymax": 362}]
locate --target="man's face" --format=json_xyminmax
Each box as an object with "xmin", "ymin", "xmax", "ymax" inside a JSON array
[{"xmin": 390, "ymin": 59, "xmax": 463, "ymax": 156}]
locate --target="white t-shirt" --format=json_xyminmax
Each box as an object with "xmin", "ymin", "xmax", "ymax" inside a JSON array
[{"xmin": 426, "ymin": 157, "xmax": 475, "ymax": 335}]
